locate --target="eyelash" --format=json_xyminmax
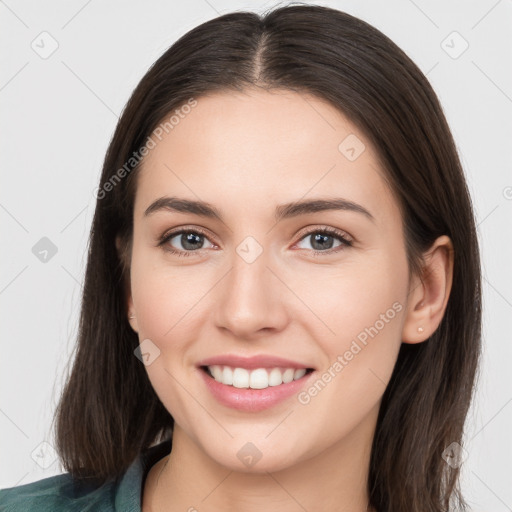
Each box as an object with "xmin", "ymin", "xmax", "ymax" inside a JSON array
[{"xmin": 157, "ymin": 226, "xmax": 353, "ymax": 258}]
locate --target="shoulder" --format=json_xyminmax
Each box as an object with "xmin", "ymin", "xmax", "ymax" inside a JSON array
[
  {"xmin": 0, "ymin": 439, "xmax": 172, "ymax": 512},
  {"xmin": 0, "ymin": 472, "xmax": 117, "ymax": 512}
]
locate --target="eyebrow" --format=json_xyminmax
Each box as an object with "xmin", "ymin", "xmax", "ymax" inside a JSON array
[{"xmin": 143, "ymin": 196, "xmax": 375, "ymax": 223}]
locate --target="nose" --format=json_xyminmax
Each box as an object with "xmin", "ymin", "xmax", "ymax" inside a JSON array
[{"xmin": 213, "ymin": 244, "xmax": 289, "ymax": 341}]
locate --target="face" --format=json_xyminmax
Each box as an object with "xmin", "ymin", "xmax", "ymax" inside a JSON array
[{"xmin": 124, "ymin": 88, "xmax": 412, "ymax": 473}]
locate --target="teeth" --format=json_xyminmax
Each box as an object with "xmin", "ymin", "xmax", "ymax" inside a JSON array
[
  {"xmin": 282, "ymin": 368, "xmax": 295, "ymax": 384},
  {"xmin": 249, "ymin": 368, "xmax": 268, "ymax": 389},
  {"xmin": 232, "ymin": 368, "xmax": 249, "ymax": 388},
  {"xmin": 207, "ymin": 365, "xmax": 309, "ymax": 389},
  {"xmin": 268, "ymin": 368, "xmax": 282, "ymax": 387},
  {"xmin": 222, "ymin": 366, "xmax": 233, "ymax": 385}
]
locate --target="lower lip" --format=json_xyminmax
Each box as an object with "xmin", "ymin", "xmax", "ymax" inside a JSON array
[{"xmin": 198, "ymin": 368, "xmax": 314, "ymax": 412}]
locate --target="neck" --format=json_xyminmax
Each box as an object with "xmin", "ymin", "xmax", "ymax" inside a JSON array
[{"xmin": 145, "ymin": 405, "xmax": 378, "ymax": 512}]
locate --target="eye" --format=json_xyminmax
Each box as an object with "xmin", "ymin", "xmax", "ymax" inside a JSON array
[
  {"xmin": 158, "ymin": 226, "xmax": 353, "ymax": 258},
  {"xmin": 294, "ymin": 227, "xmax": 353, "ymax": 255},
  {"xmin": 158, "ymin": 228, "xmax": 215, "ymax": 257}
]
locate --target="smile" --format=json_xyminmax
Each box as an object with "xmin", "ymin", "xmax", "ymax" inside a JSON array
[
  {"xmin": 202, "ymin": 365, "xmax": 313, "ymax": 389},
  {"xmin": 197, "ymin": 355, "xmax": 316, "ymax": 412}
]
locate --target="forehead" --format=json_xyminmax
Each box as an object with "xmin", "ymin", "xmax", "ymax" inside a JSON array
[{"xmin": 134, "ymin": 89, "xmax": 399, "ymax": 227}]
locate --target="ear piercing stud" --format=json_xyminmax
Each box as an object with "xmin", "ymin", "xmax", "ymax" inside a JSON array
[
  {"xmin": 129, "ymin": 314, "xmax": 135, "ymax": 319},
  {"xmin": 418, "ymin": 326, "xmax": 424, "ymax": 333}
]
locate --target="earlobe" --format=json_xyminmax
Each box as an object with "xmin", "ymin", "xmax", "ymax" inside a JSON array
[
  {"xmin": 401, "ymin": 235, "xmax": 454, "ymax": 344},
  {"xmin": 127, "ymin": 294, "xmax": 139, "ymax": 333},
  {"xmin": 128, "ymin": 311, "xmax": 139, "ymax": 333}
]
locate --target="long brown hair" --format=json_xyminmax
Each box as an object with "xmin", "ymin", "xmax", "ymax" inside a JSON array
[{"xmin": 52, "ymin": 4, "xmax": 482, "ymax": 511}]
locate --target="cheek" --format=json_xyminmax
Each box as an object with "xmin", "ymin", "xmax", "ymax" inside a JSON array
[
  {"xmin": 296, "ymin": 249, "xmax": 407, "ymax": 416},
  {"xmin": 130, "ymin": 244, "xmax": 204, "ymax": 340},
  {"xmin": 130, "ymin": 252, "xmax": 204, "ymax": 426},
  {"xmin": 293, "ymin": 249, "xmax": 407, "ymax": 413},
  {"xmin": 296, "ymin": 249, "xmax": 407, "ymax": 347}
]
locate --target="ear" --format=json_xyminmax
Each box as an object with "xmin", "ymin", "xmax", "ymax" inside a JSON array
[
  {"xmin": 116, "ymin": 234, "xmax": 138, "ymax": 334},
  {"xmin": 401, "ymin": 235, "xmax": 454, "ymax": 343}
]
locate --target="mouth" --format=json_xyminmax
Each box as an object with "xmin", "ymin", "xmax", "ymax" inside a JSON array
[{"xmin": 200, "ymin": 365, "xmax": 315, "ymax": 390}]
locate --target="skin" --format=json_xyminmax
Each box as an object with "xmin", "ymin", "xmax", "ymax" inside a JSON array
[{"xmin": 116, "ymin": 88, "xmax": 454, "ymax": 512}]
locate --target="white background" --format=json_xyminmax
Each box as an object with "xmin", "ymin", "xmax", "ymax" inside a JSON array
[{"xmin": 1, "ymin": 1, "xmax": 511, "ymax": 510}]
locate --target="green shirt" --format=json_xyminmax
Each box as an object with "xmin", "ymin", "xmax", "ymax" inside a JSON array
[{"xmin": 0, "ymin": 439, "xmax": 172, "ymax": 511}]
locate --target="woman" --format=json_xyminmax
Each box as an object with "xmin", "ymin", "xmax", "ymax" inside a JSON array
[{"xmin": 0, "ymin": 4, "xmax": 481, "ymax": 511}]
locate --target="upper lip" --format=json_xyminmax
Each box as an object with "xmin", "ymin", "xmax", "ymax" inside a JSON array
[{"xmin": 197, "ymin": 354, "xmax": 314, "ymax": 370}]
